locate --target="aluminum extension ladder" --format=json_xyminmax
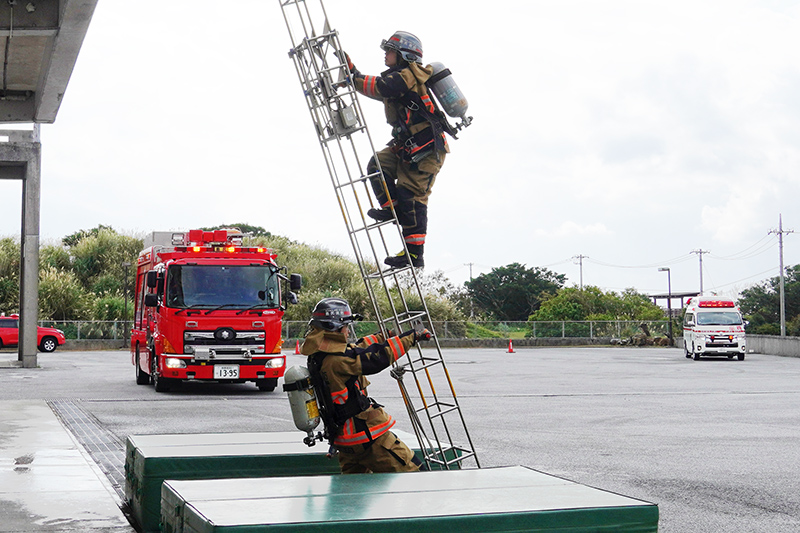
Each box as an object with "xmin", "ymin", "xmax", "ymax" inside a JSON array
[{"xmin": 279, "ymin": 0, "xmax": 479, "ymax": 470}]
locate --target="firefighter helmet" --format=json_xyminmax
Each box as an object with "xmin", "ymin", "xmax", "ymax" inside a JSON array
[
  {"xmin": 381, "ymin": 31, "xmax": 423, "ymax": 63},
  {"xmin": 309, "ymin": 297, "xmax": 361, "ymax": 331}
]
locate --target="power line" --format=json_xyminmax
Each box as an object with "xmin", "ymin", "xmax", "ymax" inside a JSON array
[
  {"xmin": 586, "ymin": 254, "xmax": 692, "ymax": 269},
  {"xmin": 710, "ymin": 234, "xmax": 775, "ymax": 261}
]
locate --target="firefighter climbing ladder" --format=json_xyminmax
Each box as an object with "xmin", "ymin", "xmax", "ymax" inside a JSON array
[{"xmin": 279, "ymin": 0, "xmax": 479, "ymax": 470}]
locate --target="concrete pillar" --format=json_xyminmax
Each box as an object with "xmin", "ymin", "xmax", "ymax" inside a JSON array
[{"xmin": 0, "ymin": 127, "xmax": 41, "ymax": 368}]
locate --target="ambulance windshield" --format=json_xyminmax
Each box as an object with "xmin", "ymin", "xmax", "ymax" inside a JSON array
[
  {"xmin": 165, "ymin": 265, "xmax": 280, "ymax": 309},
  {"xmin": 696, "ymin": 311, "xmax": 742, "ymax": 326}
]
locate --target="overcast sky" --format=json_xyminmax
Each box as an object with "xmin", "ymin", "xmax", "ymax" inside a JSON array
[{"xmin": 1, "ymin": 0, "xmax": 799, "ymax": 300}]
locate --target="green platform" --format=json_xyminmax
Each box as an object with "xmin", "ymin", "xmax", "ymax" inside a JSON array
[
  {"xmin": 124, "ymin": 430, "xmax": 431, "ymax": 532},
  {"xmin": 160, "ymin": 466, "xmax": 658, "ymax": 532}
]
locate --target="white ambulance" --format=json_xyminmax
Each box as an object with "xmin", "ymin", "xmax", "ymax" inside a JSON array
[{"xmin": 683, "ymin": 296, "xmax": 747, "ymax": 361}]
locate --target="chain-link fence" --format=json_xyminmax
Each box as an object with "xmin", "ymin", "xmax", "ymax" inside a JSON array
[
  {"xmin": 40, "ymin": 320, "xmax": 676, "ymax": 342},
  {"xmin": 283, "ymin": 320, "xmax": 677, "ymax": 341},
  {"xmin": 38, "ymin": 320, "xmax": 130, "ymax": 340}
]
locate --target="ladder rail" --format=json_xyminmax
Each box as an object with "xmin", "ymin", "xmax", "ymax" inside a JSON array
[{"xmin": 280, "ymin": 0, "xmax": 479, "ymax": 469}]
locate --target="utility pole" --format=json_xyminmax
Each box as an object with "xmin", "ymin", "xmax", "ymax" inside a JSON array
[
  {"xmin": 658, "ymin": 267, "xmax": 673, "ymax": 344},
  {"xmin": 465, "ymin": 262, "xmax": 475, "ymax": 318},
  {"xmin": 690, "ymin": 249, "xmax": 709, "ymax": 294},
  {"xmin": 572, "ymin": 255, "xmax": 588, "ymax": 290},
  {"xmin": 769, "ymin": 214, "xmax": 794, "ymax": 336}
]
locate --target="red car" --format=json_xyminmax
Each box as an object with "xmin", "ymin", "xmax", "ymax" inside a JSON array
[{"xmin": 0, "ymin": 314, "xmax": 66, "ymax": 352}]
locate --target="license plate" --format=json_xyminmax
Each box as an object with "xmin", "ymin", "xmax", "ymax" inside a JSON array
[{"xmin": 214, "ymin": 364, "xmax": 239, "ymax": 379}]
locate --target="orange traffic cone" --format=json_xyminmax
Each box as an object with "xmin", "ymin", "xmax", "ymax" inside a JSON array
[
  {"xmin": 507, "ymin": 339, "xmax": 515, "ymax": 353},
  {"xmin": 295, "ymin": 340, "xmax": 301, "ymax": 355}
]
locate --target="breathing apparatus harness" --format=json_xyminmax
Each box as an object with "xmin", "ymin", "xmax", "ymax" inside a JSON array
[{"xmin": 303, "ymin": 351, "xmax": 377, "ymax": 449}]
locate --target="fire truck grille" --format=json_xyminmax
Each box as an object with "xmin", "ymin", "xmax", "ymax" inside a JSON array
[{"xmin": 184, "ymin": 330, "xmax": 266, "ymax": 355}]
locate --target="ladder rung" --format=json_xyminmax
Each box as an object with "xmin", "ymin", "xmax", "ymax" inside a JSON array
[
  {"xmin": 407, "ymin": 357, "xmax": 442, "ymax": 372},
  {"xmin": 349, "ymin": 219, "xmax": 396, "ymax": 236},
  {"xmin": 416, "ymin": 402, "xmax": 458, "ymax": 420}
]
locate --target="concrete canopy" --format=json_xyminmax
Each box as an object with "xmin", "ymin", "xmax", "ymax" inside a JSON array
[{"xmin": 0, "ymin": 0, "xmax": 98, "ymax": 124}]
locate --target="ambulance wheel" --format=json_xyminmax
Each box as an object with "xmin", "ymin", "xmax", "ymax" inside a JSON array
[
  {"xmin": 693, "ymin": 351, "xmax": 700, "ymax": 361},
  {"xmin": 727, "ymin": 355, "xmax": 734, "ymax": 359},
  {"xmin": 135, "ymin": 348, "xmax": 150, "ymax": 385},
  {"xmin": 684, "ymin": 343, "xmax": 692, "ymax": 358},
  {"xmin": 738, "ymin": 353, "xmax": 745, "ymax": 361},
  {"xmin": 256, "ymin": 378, "xmax": 277, "ymax": 392}
]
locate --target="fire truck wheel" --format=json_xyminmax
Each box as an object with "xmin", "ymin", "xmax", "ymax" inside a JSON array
[
  {"xmin": 153, "ymin": 371, "xmax": 174, "ymax": 392},
  {"xmin": 135, "ymin": 349, "xmax": 150, "ymax": 385},
  {"xmin": 256, "ymin": 378, "xmax": 278, "ymax": 392}
]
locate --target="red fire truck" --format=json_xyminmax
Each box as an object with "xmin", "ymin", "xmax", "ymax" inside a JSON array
[{"xmin": 131, "ymin": 229, "xmax": 301, "ymax": 392}]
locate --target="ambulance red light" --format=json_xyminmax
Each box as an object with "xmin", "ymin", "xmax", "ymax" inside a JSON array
[{"xmin": 698, "ymin": 300, "xmax": 735, "ymax": 308}]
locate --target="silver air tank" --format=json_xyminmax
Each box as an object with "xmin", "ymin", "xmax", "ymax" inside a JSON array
[
  {"xmin": 427, "ymin": 62, "xmax": 469, "ymax": 121},
  {"xmin": 284, "ymin": 365, "xmax": 320, "ymax": 437}
]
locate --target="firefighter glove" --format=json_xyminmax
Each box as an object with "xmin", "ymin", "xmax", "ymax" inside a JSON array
[
  {"xmin": 337, "ymin": 50, "xmax": 357, "ymax": 74},
  {"xmin": 414, "ymin": 328, "xmax": 432, "ymax": 343}
]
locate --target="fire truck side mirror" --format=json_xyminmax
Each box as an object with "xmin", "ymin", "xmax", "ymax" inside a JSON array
[
  {"xmin": 144, "ymin": 293, "xmax": 159, "ymax": 307},
  {"xmin": 146, "ymin": 270, "xmax": 158, "ymax": 289},
  {"xmin": 290, "ymin": 274, "xmax": 302, "ymax": 292}
]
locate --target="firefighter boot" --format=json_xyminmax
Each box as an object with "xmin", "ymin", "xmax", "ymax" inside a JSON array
[
  {"xmin": 384, "ymin": 245, "xmax": 424, "ymax": 269},
  {"xmin": 368, "ymin": 208, "xmax": 395, "ymax": 222}
]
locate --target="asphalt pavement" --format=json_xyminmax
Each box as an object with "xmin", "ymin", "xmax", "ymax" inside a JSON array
[{"xmin": 1, "ymin": 346, "xmax": 800, "ymax": 532}]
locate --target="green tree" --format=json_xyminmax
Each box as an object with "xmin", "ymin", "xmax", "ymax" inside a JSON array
[
  {"xmin": 62, "ymin": 224, "xmax": 114, "ymax": 248},
  {"xmin": 738, "ymin": 265, "xmax": 800, "ymax": 334},
  {"xmin": 465, "ymin": 263, "xmax": 566, "ymax": 321},
  {"xmin": 38, "ymin": 266, "xmax": 93, "ymax": 320},
  {"xmin": 69, "ymin": 228, "xmax": 142, "ymax": 295},
  {"xmin": 40, "ymin": 244, "xmax": 71, "ymax": 271},
  {"xmin": 0, "ymin": 237, "xmax": 20, "ymax": 314},
  {"xmin": 531, "ymin": 286, "xmax": 664, "ymax": 321},
  {"xmin": 203, "ymin": 223, "xmax": 271, "ymax": 237}
]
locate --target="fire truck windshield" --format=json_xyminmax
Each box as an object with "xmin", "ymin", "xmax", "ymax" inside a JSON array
[
  {"xmin": 165, "ymin": 264, "xmax": 280, "ymax": 309},
  {"xmin": 696, "ymin": 311, "xmax": 742, "ymax": 326}
]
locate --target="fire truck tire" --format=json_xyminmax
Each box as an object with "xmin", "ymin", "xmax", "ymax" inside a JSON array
[
  {"xmin": 154, "ymin": 372, "xmax": 175, "ymax": 392},
  {"xmin": 256, "ymin": 378, "xmax": 278, "ymax": 392},
  {"xmin": 135, "ymin": 348, "xmax": 150, "ymax": 385}
]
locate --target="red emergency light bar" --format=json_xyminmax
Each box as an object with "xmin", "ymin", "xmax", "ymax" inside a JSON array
[
  {"xmin": 698, "ymin": 300, "xmax": 735, "ymax": 308},
  {"xmin": 174, "ymin": 246, "xmax": 270, "ymax": 254},
  {"xmin": 187, "ymin": 229, "xmax": 236, "ymax": 245}
]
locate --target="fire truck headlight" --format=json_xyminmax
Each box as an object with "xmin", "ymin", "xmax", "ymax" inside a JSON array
[
  {"xmin": 265, "ymin": 357, "xmax": 284, "ymax": 369},
  {"xmin": 165, "ymin": 357, "xmax": 187, "ymax": 369}
]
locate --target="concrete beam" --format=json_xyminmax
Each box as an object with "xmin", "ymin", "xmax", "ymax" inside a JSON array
[{"xmin": 0, "ymin": 0, "xmax": 98, "ymax": 123}]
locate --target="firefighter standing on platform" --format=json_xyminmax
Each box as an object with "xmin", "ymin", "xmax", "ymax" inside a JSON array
[
  {"xmin": 300, "ymin": 297, "xmax": 431, "ymax": 473},
  {"xmin": 343, "ymin": 31, "xmax": 448, "ymax": 269}
]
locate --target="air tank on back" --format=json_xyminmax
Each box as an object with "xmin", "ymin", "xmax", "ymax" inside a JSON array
[{"xmin": 427, "ymin": 62, "xmax": 469, "ymax": 122}]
